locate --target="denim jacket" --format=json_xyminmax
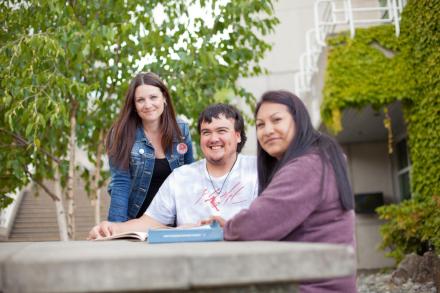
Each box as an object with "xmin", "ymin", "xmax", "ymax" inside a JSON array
[{"xmin": 107, "ymin": 120, "xmax": 194, "ymax": 222}]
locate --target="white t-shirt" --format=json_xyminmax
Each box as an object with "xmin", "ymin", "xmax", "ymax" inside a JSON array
[{"xmin": 146, "ymin": 154, "xmax": 258, "ymax": 226}]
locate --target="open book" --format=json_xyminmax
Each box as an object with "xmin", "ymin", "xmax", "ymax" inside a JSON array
[
  {"xmin": 95, "ymin": 231, "xmax": 148, "ymax": 241},
  {"xmin": 94, "ymin": 221, "xmax": 223, "ymax": 243}
]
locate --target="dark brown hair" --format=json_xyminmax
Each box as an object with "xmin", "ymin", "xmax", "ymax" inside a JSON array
[
  {"xmin": 197, "ymin": 104, "xmax": 247, "ymax": 153},
  {"xmin": 106, "ymin": 72, "xmax": 182, "ymax": 169},
  {"xmin": 255, "ymin": 90, "xmax": 354, "ymax": 210}
]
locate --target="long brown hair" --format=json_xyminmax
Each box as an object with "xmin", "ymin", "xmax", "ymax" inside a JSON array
[{"xmin": 106, "ymin": 72, "xmax": 182, "ymax": 170}]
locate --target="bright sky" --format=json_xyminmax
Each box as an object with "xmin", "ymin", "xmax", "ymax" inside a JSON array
[{"xmin": 135, "ymin": 0, "xmax": 231, "ymax": 71}]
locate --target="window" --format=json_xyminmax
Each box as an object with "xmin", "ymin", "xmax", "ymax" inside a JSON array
[{"xmin": 396, "ymin": 138, "xmax": 411, "ymax": 200}]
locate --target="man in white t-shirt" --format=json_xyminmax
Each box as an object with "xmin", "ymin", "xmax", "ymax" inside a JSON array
[{"xmin": 88, "ymin": 104, "xmax": 257, "ymax": 239}]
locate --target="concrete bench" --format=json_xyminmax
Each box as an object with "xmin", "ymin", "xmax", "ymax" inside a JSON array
[{"xmin": 0, "ymin": 241, "xmax": 355, "ymax": 292}]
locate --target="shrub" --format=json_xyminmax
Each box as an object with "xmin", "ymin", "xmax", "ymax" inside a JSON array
[{"xmin": 377, "ymin": 195, "xmax": 440, "ymax": 262}]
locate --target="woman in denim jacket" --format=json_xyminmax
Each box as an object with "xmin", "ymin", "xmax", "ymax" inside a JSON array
[{"xmin": 106, "ymin": 72, "xmax": 194, "ymax": 222}]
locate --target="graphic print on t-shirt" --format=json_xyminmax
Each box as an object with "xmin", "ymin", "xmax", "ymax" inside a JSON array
[{"xmin": 194, "ymin": 182, "xmax": 246, "ymax": 211}]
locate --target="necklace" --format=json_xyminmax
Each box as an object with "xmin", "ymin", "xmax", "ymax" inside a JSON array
[
  {"xmin": 143, "ymin": 129, "xmax": 165, "ymax": 157},
  {"xmin": 206, "ymin": 155, "xmax": 238, "ymax": 195}
]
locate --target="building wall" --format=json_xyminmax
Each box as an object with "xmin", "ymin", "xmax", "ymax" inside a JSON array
[
  {"xmin": 342, "ymin": 141, "xmax": 396, "ymax": 268},
  {"xmin": 355, "ymin": 214, "xmax": 396, "ymax": 269},
  {"xmin": 239, "ymin": 0, "xmax": 314, "ymax": 155},
  {"xmin": 343, "ymin": 142, "xmax": 394, "ymax": 203}
]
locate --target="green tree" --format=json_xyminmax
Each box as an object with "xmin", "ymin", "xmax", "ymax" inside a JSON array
[{"xmin": 0, "ymin": 0, "xmax": 278, "ymax": 239}]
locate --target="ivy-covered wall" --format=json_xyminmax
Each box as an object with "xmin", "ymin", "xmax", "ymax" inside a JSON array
[
  {"xmin": 321, "ymin": 0, "xmax": 440, "ymax": 261},
  {"xmin": 401, "ymin": 1, "xmax": 440, "ymax": 200},
  {"xmin": 321, "ymin": 25, "xmax": 411, "ymax": 132}
]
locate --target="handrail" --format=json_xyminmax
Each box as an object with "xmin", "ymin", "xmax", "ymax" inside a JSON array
[{"xmin": 314, "ymin": 0, "xmax": 405, "ymax": 45}]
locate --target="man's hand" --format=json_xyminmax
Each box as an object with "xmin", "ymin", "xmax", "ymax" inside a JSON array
[
  {"xmin": 87, "ymin": 215, "xmax": 167, "ymax": 240},
  {"xmin": 87, "ymin": 221, "xmax": 120, "ymax": 240},
  {"xmin": 200, "ymin": 215, "xmax": 226, "ymax": 228}
]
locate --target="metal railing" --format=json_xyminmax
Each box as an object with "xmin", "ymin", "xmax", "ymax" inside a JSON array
[{"xmin": 294, "ymin": 0, "xmax": 407, "ymax": 101}]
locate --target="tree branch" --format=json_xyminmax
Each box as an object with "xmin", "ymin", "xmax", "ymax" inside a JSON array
[
  {"xmin": 23, "ymin": 169, "xmax": 60, "ymax": 202},
  {"xmin": 0, "ymin": 128, "xmax": 61, "ymax": 164}
]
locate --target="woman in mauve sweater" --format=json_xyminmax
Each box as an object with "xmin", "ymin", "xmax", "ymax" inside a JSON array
[{"xmin": 205, "ymin": 90, "xmax": 356, "ymax": 293}]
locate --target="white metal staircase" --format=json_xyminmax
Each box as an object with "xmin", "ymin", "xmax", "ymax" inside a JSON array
[{"xmin": 294, "ymin": 0, "xmax": 407, "ymax": 121}]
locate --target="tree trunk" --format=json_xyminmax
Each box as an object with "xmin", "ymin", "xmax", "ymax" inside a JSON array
[
  {"xmin": 54, "ymin": 170, "xmax": 69, "ymax": 241},
  {"xmin": 66, "ymin": 101, "xmax": 78, "ymax": 240},
  {"xmin": 91, "ymin": 130, "xmax": 103, "ymax": 225},
  {"xmin": 94, "ymin": 188, "xmax": 102, "ymax": 225}
]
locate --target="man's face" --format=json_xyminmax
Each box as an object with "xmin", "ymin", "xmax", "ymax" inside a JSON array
[{"xmin": 200, "ymin": 115, "xmax": 241, "ymax": 167}]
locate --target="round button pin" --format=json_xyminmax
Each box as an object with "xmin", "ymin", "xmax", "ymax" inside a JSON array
[
  {"xmin": 177, "ymin": 143, "xmax": 188, "ymax": 155},
  {"xmin": 139, "ymin": 148, "xmax": 145, "ymax": 154}
]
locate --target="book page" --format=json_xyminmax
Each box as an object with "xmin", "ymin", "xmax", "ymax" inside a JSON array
[{"xmin": 95, "ymin": 231, "xmax": 148, "ymax": 241}]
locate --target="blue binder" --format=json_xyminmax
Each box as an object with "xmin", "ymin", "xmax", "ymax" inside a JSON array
[{"xmin": 147, "ymin": 221, "xmax": 224, "ymax": 244}]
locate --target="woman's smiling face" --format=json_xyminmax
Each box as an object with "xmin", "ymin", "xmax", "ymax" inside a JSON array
[
  {"xmin": 134, "ymin": 84, "xmax": 165, "ymax": 124},
  {"xmin": 256, "ymin": 102, "xmax": 296, "ymax": 160}
]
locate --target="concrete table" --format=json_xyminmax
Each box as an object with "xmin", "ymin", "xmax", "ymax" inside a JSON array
[{"xmin": 0, "ymin": 241, "xmax": 356, "ymax": 292}]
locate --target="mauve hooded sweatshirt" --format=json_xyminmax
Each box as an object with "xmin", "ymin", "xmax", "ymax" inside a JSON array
[{"xmin": 224, "ymin": 153, "xmax": 356, "ymax": 293}]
